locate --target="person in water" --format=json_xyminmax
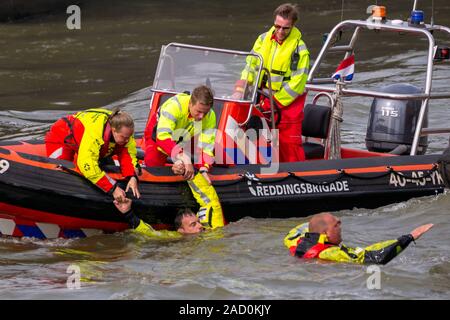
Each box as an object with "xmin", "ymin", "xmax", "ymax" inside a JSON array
[
  {"xmin": 143, "ymin": 85, "xmax": 224, "ymax": 230},
  {"xmin": 45, "ymin": 107, "xmax": 140, "ymax": 202},
  {"xmin": 114, "ymin": 198, "xmax": 204, "ymax": 237},
  {"xmin": 284, "ymin": 212, "xmax": 433, "ymax": 264}
]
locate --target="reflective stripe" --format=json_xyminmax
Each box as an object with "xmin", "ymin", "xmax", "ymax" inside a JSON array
[
  {"xmin": 259, "ymin": 32, "xmax": 267, "ymax": 42},
  {"xmin": 244, "ymin": 65, "xmax": 254, "ymax": 72},
  {"xmin": 105, "ymin": 173, "xmax": 116, "ymax": 186},
  {"xmin": 290, "ymin": 67, "xmax": 309, "ymax": 77},
  {"xmin": 199, "ymin": 142, "xmax": 215, "ymax": 152},
  {"xmin": 161, "ymin": 110, "xmax": 177, "ymax": 123},
  {"xmin": 270, "ymin": 75, "xmax": 284, "ymax": 83},
  {"xmin": 297, "ymin": 44, "xmax": 308, "ymax": 52},
  {"xmin": 187, "ymin": 180, "xmax": 211, "ymax": 205},
  {"xmin": 49, "ymin": 147, "xmax": 63, "ymax": 159},
  {"xmin": 203, "ymin": 128, "xmax": 216, "ymax": 136},
  {"xmin": 157, "ymin": 127, "xmax": 173, "ymax": 135},
  {"xmin": 172, "ymin": 96, "xmax": 182, "ymax": 113},
  {"xmin": 282, "ymin": 83, "xmax": 300, "ymax": 99}
]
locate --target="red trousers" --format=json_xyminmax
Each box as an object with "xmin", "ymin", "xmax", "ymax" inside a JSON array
[
  {"xmin": 144, "ymin": 141, "xmax": 168, "ymax": 167},
  {"xmin": 263, "ymin": 94, "xmax": 306, "ymax": 163},
  {"xmin": 45, "ymin": 117, "xmax": 76, "ymax": 161}
]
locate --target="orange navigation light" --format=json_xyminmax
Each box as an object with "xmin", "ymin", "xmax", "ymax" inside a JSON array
[{"xmin": 372, "ymin": 6, "xmax": 386, "ymax": 19}]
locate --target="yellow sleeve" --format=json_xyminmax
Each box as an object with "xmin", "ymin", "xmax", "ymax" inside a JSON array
[
  {"xmin": 284, "ymin": 222, "xmax": 309, "ymax": 249},
  {"xmin": 319, "ymin": 235, "xmax": 414, "ymax": 265},
  {"xmin": 77, "ymin": 126, "xmax": 114, "ymax": 192},
  {"xmin": 240, "ymin": 34, "xmax": 265, "ymax": 85},
  {"xmin": 199, "ymin": 110, "xmax": 217, "ymax": 159},
  {"xmin": 134, "ymin": 220, "xmax": 182, "ymax": 239},
  {"xmin": 156, "ymin": 97, "xmax": 182, "ymax": 142}
]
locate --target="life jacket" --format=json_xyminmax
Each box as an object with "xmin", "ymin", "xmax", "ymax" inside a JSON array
[
  {"xmin": 293, "ymin": 233, "xmax": 333, "ymax": 258},
  {"xmin": 144, "ymin": 93, "xmax": 216, "ymax": 168},
  {"xmin": 242, "ymin": 26, "xmax": 310, "ymax": 108},
  {"xmin": 58, "ymin": 108, "xmax": 137, "ymax": 193},
  {"xmin": 61, "ymin": 109, "xmax": 114, "ymax": 158}
]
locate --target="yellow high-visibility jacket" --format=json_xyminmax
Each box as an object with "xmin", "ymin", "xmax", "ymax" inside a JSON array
[
  {"xmin": 241, "ymin": 26, "xmax": 310, "ymax": 107},
  {"xmin": 284, "ymin": 223, "xmax": 415, "ymax": 265},
  {"xmin": 154, "ymin": 93, "xmax": 216, "ymax": 168},
  {"xmin": 72, "ymin": 108, "xmax": 138, "ymax": 192}
]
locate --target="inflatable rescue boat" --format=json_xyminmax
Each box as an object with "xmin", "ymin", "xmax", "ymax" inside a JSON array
[{"xmin": 1, "ymin": 7, "xmax": 450, "ymax": 238}]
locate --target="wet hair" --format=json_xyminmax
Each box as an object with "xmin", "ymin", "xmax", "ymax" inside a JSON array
[
  {"xmin": 174, "ymin": 208, "xmax": 196, "ymax": 230},
  {"xmin": 109, "ymin": 107, "xmax": 134, "ymax": 131},
  {"xmin": 190, "ymin": 85, "xmax": 214, "ymax": 108},
  {"xmin": 273, "ymin": 3, "xmax": 299, "ymax": 24}
]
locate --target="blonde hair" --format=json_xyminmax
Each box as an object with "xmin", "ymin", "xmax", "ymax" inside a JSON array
[{"xmin": 109, "ymin": 107, "xmax": 134, "ymax": 131}]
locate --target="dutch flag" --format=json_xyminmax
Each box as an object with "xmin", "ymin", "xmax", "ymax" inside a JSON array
[{"xmin": 332, "ymin": 54, "xmax": 354, "ymax": 82}]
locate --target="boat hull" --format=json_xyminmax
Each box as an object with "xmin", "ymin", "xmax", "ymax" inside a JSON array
[{"xmin": 0, "ymin": 141, "xmax": 445, "ymax": 238}]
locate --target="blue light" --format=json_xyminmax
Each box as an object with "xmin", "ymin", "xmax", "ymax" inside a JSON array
[{"xmin": 410, "ymin": 10, "xmax": 424, "ymax": 24}]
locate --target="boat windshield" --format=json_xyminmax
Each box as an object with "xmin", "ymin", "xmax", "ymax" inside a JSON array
[{"xmin": 152, "ymin": 43, "xmax": 263, "ymax": 103}]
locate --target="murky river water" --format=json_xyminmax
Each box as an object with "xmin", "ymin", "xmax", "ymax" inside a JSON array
[{"xmin": 1, "ymin": 0, "xmax": 450, "ymax": 300}]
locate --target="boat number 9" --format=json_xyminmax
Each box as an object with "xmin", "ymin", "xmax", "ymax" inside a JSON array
[{"xmin": 0, "ymin": 159, "xmax": 10, "ymax": 174}]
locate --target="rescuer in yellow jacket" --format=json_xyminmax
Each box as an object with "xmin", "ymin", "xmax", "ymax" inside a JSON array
[
  {"xmin": 144, "ymin": 85, "xmax": 224, "ymax": 230},
  {"xmin": 45, "ymin": 108, "xmax": 140, "ymax": 202},
  {"xmin": 234, "ymin": 3, "xmax": 310, "ymax": 163},
  {"xmin": 284, "ymin": 213, "xmax": 433, "ymax": 264}
]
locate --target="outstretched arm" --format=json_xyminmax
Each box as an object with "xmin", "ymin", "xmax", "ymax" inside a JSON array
[
  {"xmin": 319, "ymin": 224, "xmax": 433, "ymax": 265},
  {"xmin": 113, "ymin": 198, "xmax": 181, "ymax": 239},
  {"xmin": 114, "ymin": 198, "xmax": 140, "ymax": 228}
]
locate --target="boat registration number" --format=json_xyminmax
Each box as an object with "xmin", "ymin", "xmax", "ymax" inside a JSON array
[
  {"xmin": 0, "ymin": 159, "xmax": 10, "ymax": 174},
  {"xmin": 389, "ymin": 170, "xmax": 444, "ymax": 187}
]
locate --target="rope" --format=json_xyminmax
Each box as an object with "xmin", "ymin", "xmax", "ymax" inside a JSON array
[
  {"xmin": 288, "ymin": 171, "xmax": 346, "ymax": 186},
  {"xmin": 234, "ymin": 165, "xmax": 440, "ymax": 186},
  {"xmin": 212, "ymin": 175, "xmax": 245, "ymax": 187},
  {"xmin": 327, "ymin": 81, "xmax": 345, "ymax": 160},
  {"xmin": 389, "ymin": 164, "xmax": 438, "ymax": 181}
]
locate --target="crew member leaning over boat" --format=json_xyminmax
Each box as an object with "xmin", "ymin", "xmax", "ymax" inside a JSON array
[
  {"xmin": 45, "ymin": 108, "xmax": 140, "ymax": 202},
  {"xmin": 144, "ymin": 85, "xmax": 224, "ymax": 230},
  {"xmin": 284, "ymin": 213, "xmax": 433, "ymax": 264}
]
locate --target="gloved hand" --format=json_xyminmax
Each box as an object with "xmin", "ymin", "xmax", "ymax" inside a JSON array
[{"xmin": 232, "ymin": 79, "xmax": 247, "ymax": 100}]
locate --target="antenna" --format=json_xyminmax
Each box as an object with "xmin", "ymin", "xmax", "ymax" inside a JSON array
[
  {"xmin": 413, "ymin": 0, "xmax": 418, "ymax": 11},
  {"xmin": 431, "ymin": 0, "xmax": 434, "ymax": 26}
]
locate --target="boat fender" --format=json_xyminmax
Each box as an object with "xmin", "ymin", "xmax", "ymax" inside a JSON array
[{"xmin": 437, "ymin": 138, "xmax": 450, "ymax": 188}]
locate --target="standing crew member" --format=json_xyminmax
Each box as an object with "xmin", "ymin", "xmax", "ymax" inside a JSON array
[
  {"xmin": 234, "ymin": 3, "xmax": 310, "ymax": 162},
  {"xmin": 284, "ymin": 212, "xmax": 433, "ymax": 264},
  {"xmin": 144, "ymin": 85, "xmax": 224, "ymax": 230},
  {"xmin": 45, "ymin": 108, "xmax": 140, "ymax": 202}
]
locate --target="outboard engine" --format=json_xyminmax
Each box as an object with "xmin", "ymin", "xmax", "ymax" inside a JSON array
[
  {"xmin": 438, "ymin": 137, "xmax": 450, "ymax": 188},
  {"xmin": 365, "ymin": 83, "xmax": 428, "ymax": 155}
]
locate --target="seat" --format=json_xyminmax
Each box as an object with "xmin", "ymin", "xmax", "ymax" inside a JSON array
[{"xmin": 302, "ymin": 103, "xmax": 332, "ymax": 159}]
